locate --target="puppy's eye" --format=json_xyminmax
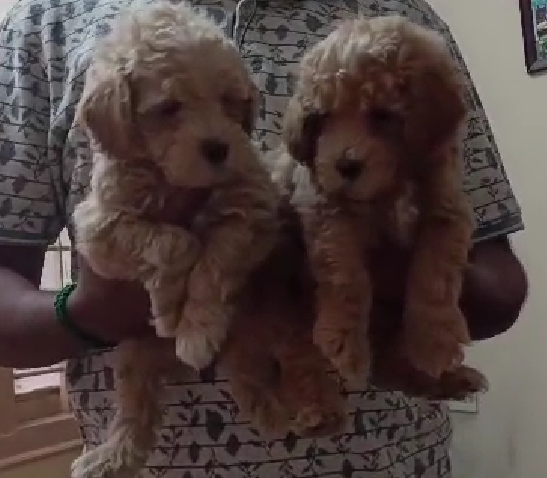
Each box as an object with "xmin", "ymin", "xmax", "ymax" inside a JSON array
[
  {"xmin": 367, "ymin": 109, "xmax": 404, "ymax": 137},
  {"xmin": 221, "ymin": 94, "xmax": 246, "ymax": 121},
  {"xmin": 151, "ymin": 100, "xmax": 183, "ymax": 118}
]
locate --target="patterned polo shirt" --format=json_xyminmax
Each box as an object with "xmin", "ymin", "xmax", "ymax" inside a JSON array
[{"xmin": 0, "ymin": 0, "xmax": 523, "ymax": 477}]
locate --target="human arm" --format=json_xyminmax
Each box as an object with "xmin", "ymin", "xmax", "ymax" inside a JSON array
[
  {"xmin": 0, "ymin": 245, "xmax": 79, "ymax": 368},
  {"xmin": 0, "ymin": 189, "xmax": 212, "ymax": 370},
  {"xmin": 0, "ymin": 14, "xmax": 89, "ymax": 367},
  {"xmin": 370, "ymin": 236, "xmax": 527, "ymax": 342},
  {"xmin": 461, "ymin": 236, "xmax": 527, "ymax": 340},
  {"xmin": 0, "ymin": 185, "xmax": 211, "ymax": 370},
  {"xmin": 443, "ymin": 21, "xmax": 527, "ymax": 339},
  {"xmin": 0, "ymin": 244, "xmax": 154, "ymax": 368},
  {"xmin": 0, "ymin": 10, "xmax": 161, "ymax": 368}
]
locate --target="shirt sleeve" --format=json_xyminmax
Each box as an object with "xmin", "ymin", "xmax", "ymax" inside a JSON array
[
  {"xmin": 382, "ymin": 0, "xmax": 525, "ymax": 243},
  {"xmin": 443, "ymin": 27, "xmax": 524, "ymax": 242},
  {"xmin": 0, "ymin": 5, "xmax": 65, "ymax": 245}
]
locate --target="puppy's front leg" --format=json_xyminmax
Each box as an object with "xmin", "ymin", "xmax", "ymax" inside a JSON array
[
  {"xmin": 118, "ymin": 217, "xmax": 200, "ymax": 337},
  {"xmin": 176, "ymin": 182, "xmax": 278, "ymax": 370},
  {"xmin": 309, "ymin": 210, "xmax": 373, "ymax": 384},
  {"xmin": 403, "ymin": 151, "xmax": 474, "ymax": 378},
  {"xmin": 145, "ymin": 268, "xmax": 193, "ymax": 339},
  {"xmin": 76, "ymin": 203, "xmax": 201, "ymax": 280},
  {"xmin": 112, "ymin": 215, "xmax": 201, "ymax": 338},
  {"xmin": 76, "ymin": 205, "xmax": 201, "ymax": 337}
]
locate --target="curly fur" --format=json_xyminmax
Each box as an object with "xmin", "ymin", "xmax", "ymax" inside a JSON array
[
  {"xmin": 276, "ymin": 15, "xmax": 488, "ymax": 397},
  {"xmin": 219, "ymin": 197, "xmax": 346, "ymax": 438},
  {"xmin": 71, "ymin": 2, "xmax": 279, "ymax": 477}
]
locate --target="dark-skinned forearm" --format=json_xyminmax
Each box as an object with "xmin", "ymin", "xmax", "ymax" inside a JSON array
[
  {"xmin": 461, "ymin": 236, "xmax": 528, "ymax": 340},
  {"xmin": 0, "ymin": 268, "xmax": 82, "ymax": 368}
]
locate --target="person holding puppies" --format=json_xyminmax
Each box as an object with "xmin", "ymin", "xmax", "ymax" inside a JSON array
[{"xmin": 0, "ymin": 0, "xmax": 527, "ymax": 477}]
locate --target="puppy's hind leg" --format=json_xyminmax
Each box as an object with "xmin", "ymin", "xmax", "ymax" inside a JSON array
[
  {"xmin": 220, "ymin": 340, "xmax": 291, "ymax": 435},
  {"xmin": 71, "ymin": 339, "xmax": 174, "ymax": 478},
  {"xmin": 278, "ymin": 339, "xmax": 346, "ymax": 438},
  {"xmin": 71, "ymin": 414, "xmax": 151, "ymax": 478}
]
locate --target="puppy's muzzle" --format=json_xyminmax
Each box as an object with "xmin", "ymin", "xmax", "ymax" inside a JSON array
[
  {"xmin": 201, "ymin": 138, "xmax": 229, "ymax": 165},
  {"xmin": 336, "ymin": 153, "xmax": 363, "ymax": 181}
]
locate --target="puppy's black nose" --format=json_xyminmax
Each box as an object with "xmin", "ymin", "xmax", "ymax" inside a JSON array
[
  {"xmin": 336, "ymin": 156, "xmax": 363, "ymax": 180},
  {"xmin": 201, "ymin": 138, "xmax": 229, "ymax": 165}
]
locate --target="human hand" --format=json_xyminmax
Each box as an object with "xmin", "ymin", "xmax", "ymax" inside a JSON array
[{"xmin": 66, "ymin": 256, "xmax": 155, "ymax": 344}]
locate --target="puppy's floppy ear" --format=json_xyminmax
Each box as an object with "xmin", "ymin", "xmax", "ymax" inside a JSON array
[
  {"xmin": 77, "ymin": 65, "xmax": 134, "ymax": 159},
  {"xmin": 405, "ymin": 69, "xmax": 466, "ymax": 156},
  {"xmin": 282, "ymin": 95, "xmax": 325, "ymax": 170},
  {"xmin": 240, "ymin": 81, "xmax": 260, "ymax": 135}
]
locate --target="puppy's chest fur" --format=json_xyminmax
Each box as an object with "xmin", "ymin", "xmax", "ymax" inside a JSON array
[
  {"xmin": 90, "ymin": 155, "xmax": 232, "ymax": 238},
  {"xmin": 90, "ymin": 152, "xmax": 279, "ymax": 243},
  {"xmin": 291, "ymin": 166, "xmax": 420, "ymax": 251},
  {"xmin": 325, "ymin": 188, "xmax": 419, "ymax": 250},
  {"xmin": 352, "ymin": 184, "xmax": 420, "ymax": 249}
]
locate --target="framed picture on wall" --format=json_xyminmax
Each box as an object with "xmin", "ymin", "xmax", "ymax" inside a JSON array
[{"xmin": 520, "ymin": 0, "xmax": 547, "ymax": 73}]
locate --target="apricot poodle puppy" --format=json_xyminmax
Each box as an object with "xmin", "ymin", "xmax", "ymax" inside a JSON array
[
  {"xmin": 71, "ymin": 2, "xmax": 278, "ymax": 477},
  {"xmin": 280, "ymin": 15, "xmax": 484, "ymax": 387}
]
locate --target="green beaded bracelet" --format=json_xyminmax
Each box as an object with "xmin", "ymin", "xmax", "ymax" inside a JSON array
[{"xmin": 54, "ymin": 283, "xmax": 116, "ymax": 350}]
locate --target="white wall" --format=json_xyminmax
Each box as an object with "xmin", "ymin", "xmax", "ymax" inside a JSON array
[{"xmin": 428, "ymin": 1, "xmax": 547, "ymax": 477}]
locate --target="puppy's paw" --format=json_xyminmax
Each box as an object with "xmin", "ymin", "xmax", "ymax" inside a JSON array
[
  {"xmin": 293, "ymin": 404, "xmax": 346, "ymax": 438},
  {"xmin": 403, "ymin": 305, "xmax": 470, "ymax": 379},
  {"xmin": 428, "ymin": 365, "xmax": 489, "ymax": 401},
  {"xmin": 146, "ymin": 277, "xmax": 189, "ymax": 338},
  {"xmin": 151, "ymin": 314, "xmax": 178, "ymax": 338},
  {"xmin": 313, "ymin": 321, "xmax": 370, "ymax": 384},
  {"xmin": 71, "ymin": 449, "xmax": 106, "ymax": 478},
  {"xmin": 175, "ymin": 301, "xmax": 229, "ymax": 370},
  {"xmin": 149, "ymin": 297, "xmax": 183, "ymax": 338},
  {"xmin": 240, "ymin": 387, "xmax": 290, "ymax": 435},
  {"xmin": 71, "ymin": 429, "xmax": 147, "ymax": 478},
  {"xmin": 175, "ymin": 332, "xmax": 218, "ymax": 371}
]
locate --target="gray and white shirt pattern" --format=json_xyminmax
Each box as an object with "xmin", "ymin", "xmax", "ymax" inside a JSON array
[{"xmin": 0, "ymin": 0, "xmax": 523, "ymax": 477}]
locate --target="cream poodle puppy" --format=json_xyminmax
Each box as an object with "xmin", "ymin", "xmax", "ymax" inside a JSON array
[
  {"xmin": 71, "ymin": 2, "xmax": 279, "ymax": 477},
  {"xmin": 278, "ymin": 15, "xmax": 482, "ymax": 387}
]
